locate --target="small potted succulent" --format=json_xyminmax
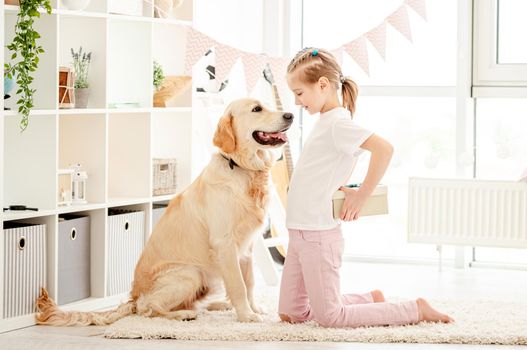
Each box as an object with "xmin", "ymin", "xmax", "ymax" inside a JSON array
[{"xmin": 71, "ymin": 46, "xmax": 92, "ymax": 108}]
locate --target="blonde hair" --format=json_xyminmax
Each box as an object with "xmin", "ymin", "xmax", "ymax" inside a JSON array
[{"xmin": 287, "ymin": 48, "xmax": 358, "ymax": 116}]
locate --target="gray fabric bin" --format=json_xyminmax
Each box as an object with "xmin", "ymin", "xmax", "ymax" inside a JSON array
[
  {"xmin": 3, "ymin": 222, "xmax": 47, "ymax": 318},
  {"xmin": 152, "ymin": 204, "xmax": 167, "ymax": 229},
  {"xmin": 57, "ymin": 215, "xmax": 90, "ymax": 305},
  {"xmin": 107, "ymin": 209, "xmax": 144, "ymax": 296}
]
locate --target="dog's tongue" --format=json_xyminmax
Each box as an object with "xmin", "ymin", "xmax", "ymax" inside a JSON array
[
  {"xmin": 268, "ymin": 131, "xmax": 288, "ymax": 142},
  {"xmin": 258, "ymin": 131, "xmax": 288, "ymax": 142}
]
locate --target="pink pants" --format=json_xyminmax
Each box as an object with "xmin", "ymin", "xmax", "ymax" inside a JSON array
[{"xmin": 278, "ymin": 226, "xmax": 419, "ymax": 328}]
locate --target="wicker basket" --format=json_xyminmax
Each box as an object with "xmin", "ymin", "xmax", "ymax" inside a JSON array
[{"xmin": 153, "ymin": 158, "xmax": 177, "ymax": 195}]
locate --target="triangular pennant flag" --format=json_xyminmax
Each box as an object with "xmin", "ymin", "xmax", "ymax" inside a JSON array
[
  {"xmin": 344, "ymin": 36, "xmax": 369, "ymax": 76},
  {"xmin": 184, "ymin": 27, "xmax": 216, "ymax": 75},
  {"xmin": 267, "ymin": 57, "xmax": 289, "ymax": 107},
  {"xmin": 387, "ymin": 5, "xmax": 412, "ymax": 43},
  {"xmin": 215, "ymin": 44, "xmax": 241, "ymax": 85},
  {"xmin": 365, "ymin": 22, "xmax": 387, "ymax": 60},
  {"xmin": 406, "ymin": 0, "xmax": 427, "ymax": 21},
  {"xmin": 331, "ymin": 47, "xmax": 344, "ymax": 67},
  {"xmin": 241, "ymin": 53, "xmax": 268, "ymax": 94}
]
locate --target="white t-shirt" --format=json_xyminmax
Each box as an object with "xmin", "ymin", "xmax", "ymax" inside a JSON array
[{"xmin": 286, "ymin": 107, "xmax": 373, "ymax": 230}]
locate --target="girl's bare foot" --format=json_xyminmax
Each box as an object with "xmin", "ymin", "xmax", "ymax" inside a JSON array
[
  {"xmin": 416, "ymin": 298, "xmax": 454, "ymax": 323},
  {"xmin": 371, "ymin": 289, "xmax": 385, "ymax": 303}
]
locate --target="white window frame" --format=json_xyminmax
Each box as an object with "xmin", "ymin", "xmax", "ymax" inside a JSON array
[{"xmin": 473, "ymin": 0, "xmax": 527, "ymax": 97}]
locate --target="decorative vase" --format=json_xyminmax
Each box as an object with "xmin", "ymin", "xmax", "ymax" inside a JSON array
[
  {"xmin": 74, "ymin": 88, "xmax": 90, "ymax": 108},
  {"xmin": 154, "ymin": 0, "xmax": 173, "ymax": 18},
  {"xmin": 61, "ymin": 0, "xmax": 91, "ymax": 11}
]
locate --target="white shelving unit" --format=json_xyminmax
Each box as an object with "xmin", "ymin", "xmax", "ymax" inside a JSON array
[{"xmin": 1, "ymin": 0, "xmax": 200, "ymax": 333}]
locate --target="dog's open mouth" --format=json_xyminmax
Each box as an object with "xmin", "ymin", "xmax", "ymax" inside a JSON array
[{"xmin": 252, "ymin": 127, "xmax": 289, "ymax": 146}]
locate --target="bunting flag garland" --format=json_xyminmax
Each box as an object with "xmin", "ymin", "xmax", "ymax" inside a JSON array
[
  {"xmin": 184, "ymin": 27, "xmax": 216, "ymax": 75},
  {"xmin": 365, "ymin": 22, "xmax": 387, "ymax": 60},
  {"xmin": 387, "ymin": 5, "xmax": 413, "ymax": 43},
  {"xmin": 267, "ymin": 56, "xmax": 289, "ymax": 102},
  {"xmin": 344, "ymin": 37, "xmax": 370, "ymax": 76},
  {"xmin": 181, "ymin": 0, "xmax": 426, "ymax": 99},
  {"xmin": 406, "ymin": 0, "xmax": 427, "ymax": 20},
  {"xmin": 215, "ymin": 45, "xmax": 241, "ymax": 85},
  {"xmin": 241, "ymin": 53, "xmax": 269, "ymax": 94}
]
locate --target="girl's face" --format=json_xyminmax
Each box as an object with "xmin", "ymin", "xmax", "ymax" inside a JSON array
[{"xmin": 286, "ymin": 70, "xmax": 327, "ymax": 115}]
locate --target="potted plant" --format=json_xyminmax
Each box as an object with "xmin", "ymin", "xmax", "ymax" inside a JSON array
[
  {"xmin": 71, "ymin": 46, "xmax": 92, "ymax": 108},
  {"xmin": 153, "ymin": 60, "xmax": 165, "ymax": 92},
  {"xmin": 4, "ymin": 0, "xmax": 52, "ymax": 130},
  {"xmin": 153, "ymin": 59, "xmax": 191, "ymax": 107}
]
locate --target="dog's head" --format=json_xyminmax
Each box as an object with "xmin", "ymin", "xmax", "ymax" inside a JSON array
[{"xmin": 213, "ymin": 98, "xmax": 294, "ymax": 170}]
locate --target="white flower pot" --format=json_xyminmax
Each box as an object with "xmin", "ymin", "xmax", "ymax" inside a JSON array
[{"xmin": 61, "ymin": 0, "xmax": 91, "ymax": 11}]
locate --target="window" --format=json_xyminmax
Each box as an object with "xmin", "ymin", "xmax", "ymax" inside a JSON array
[
  {"xmin": 475, "ymin": 99, "xmax": 527, "ymax": 181},
  {"xmin": 497, "ymin": 0, "xmax": 527, "ymax": 64},
  {"xmin": 471, "ymin": 1, "xmax": 527, "ymax": 265},
  {"xmin": 472, "ymin": 98, "xmax": 527, "ymax": 265},
  {"xmin": 473, "ymin": 0, "xmax": 527, "ymax": 91},
  {"xmin": 300, "ymin": 0, "xmax": 459, "ymax": 259},
  {"xmin": 303, "ymin": 0, "xmax": 457, "ymax": 86},
  {"xmin": 346, "ymin": 97, "xmax": 457, "ymax": 259}
]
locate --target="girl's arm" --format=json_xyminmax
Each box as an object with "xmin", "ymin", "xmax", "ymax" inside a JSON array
[{"xmin": 339, "ymin": 134, "xmax": 393, "ymax": 221}]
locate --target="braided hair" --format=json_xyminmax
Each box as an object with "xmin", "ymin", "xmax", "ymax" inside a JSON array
[{"xmin": 287, "ymin": 48, "xmax": 358, "ymax": 116}]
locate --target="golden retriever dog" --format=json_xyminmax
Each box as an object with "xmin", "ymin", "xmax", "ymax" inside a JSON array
[{"xmin": 36, "ymin": 98, "xmax": 293, "ymax": 325}]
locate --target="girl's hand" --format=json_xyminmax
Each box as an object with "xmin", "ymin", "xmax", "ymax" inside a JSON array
[{"xmin": 339, "ymin": 187, "xmax": 368, "ymax": 221}]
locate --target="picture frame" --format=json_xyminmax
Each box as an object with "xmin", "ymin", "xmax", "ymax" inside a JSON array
[{"xmin": 58, "ymin": 66, "xmax": 75, "ymax": 109}]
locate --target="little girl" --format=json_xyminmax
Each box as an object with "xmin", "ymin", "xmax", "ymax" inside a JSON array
[{"xmin": 278, "ymin": 48, "xmax": 453, "ymax": 328}]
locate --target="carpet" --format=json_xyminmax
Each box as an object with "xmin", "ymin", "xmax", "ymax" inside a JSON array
[{"xmin": 104, "ymin": 293, "xmax": 527, "ymax": 345}]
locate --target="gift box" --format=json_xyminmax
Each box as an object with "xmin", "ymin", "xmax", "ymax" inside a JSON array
[{"xmin": 332, "ymin": 185, "xmax": 388, "ymax": 219}]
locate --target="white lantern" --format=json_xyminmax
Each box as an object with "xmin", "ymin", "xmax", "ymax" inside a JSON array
[
  {"xmin": 70, "ymin": 163, "xmax": 88, "ymax": 204},
  {"xmin": 58, "ymin": 168, "xmax": 74, "ymax": 206}
]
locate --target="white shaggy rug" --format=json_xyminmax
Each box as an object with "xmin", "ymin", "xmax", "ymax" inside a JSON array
[{"xmin": 105, "ymin": 293, "xmax": 527, "ymax": 345}]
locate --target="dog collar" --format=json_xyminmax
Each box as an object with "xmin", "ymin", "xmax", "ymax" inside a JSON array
[{"xmin": 220, "ymin": 153, "xmax": 239, "ymax": 170}]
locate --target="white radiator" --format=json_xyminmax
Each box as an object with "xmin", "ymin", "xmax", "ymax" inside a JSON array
[{"xmin": 408, "ymin": 177, "xmax": 527, "ymax": 248}]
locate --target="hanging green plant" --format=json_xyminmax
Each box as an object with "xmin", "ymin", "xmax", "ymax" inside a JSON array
[{"xmin": 4, "ymin": 0, "xmax": 52, "ymax": 131}]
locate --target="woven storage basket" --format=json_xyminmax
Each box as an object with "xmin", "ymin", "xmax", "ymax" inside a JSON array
[{"xmin": 153, "ymin": 158, "xmax": 177, "ymax": 195}]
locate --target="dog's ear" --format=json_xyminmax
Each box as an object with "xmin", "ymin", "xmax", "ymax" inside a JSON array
[{"xmin": 213, "ymin": 114, "xmax": 236, "ymax": 153}]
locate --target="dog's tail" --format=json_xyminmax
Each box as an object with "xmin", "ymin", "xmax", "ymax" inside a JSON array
[{"xmin": 35, "ymin": 287, "xmax": 136, "ymax": 326}]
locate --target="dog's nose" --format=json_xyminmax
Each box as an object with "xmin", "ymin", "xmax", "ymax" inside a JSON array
[{"xmin": 283, "ymin": 113, "xmax": 294, "ymax": 120}]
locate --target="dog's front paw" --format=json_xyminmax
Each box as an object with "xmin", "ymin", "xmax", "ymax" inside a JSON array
[
  {"xmin": 237, "ymin": 311, "xmax": 263, "ymax": 322},
  {"xmin": 207, "ymin": 301, "xmax": 233, "ymax": 311},
  {"xmin": 250, "ymin": 302, "xmax": 265, "ymax": 314}
]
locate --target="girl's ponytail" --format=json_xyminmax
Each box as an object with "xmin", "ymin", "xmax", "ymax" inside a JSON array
[{"xmin": 341, "ymin": 77, "xmax": 358, "ymax": 117}]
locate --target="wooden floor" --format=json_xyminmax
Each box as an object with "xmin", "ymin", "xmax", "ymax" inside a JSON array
[{"xmin": 0, "ymin": 261, "xmax": 525, "ymax": 349}]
